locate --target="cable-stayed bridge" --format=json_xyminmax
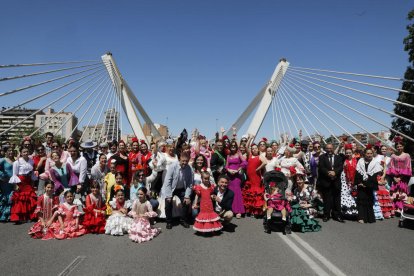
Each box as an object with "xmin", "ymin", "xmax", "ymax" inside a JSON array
[{"xmin": 0, "ymin": 53, "xmax": 412, "ymax": 146}]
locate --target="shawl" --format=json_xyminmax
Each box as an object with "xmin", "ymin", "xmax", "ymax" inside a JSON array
[{"xmin": 356, "ymin": 158, "xmax": 383, "ymax": 181}]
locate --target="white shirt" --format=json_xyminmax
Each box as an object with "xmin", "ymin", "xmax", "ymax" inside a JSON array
[
  {"xmin": 9, "ymin": 157, "xmax": 34, "ymax": 184},
  {"xmin": 215, "ymin": 190, "xmax": 224, "ymax": 213},
  {"xmin": 67, "ymin": 156, "xmax": 88, "ymax": 184}
]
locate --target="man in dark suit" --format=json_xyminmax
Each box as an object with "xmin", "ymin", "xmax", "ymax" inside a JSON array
[
  {"xmin": 212, "ymin": 174, "xmax": 234, "ymax": 226},
  {"xmin": 317, "ymin": 143, "xmax": 344, "ymax": 222}
]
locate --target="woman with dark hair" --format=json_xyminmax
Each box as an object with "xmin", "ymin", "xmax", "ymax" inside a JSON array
[
  {"xmin": 49, "ymin": 151, "xmax": 78, "ymax": 196},
  {"xmin": 291, "ymin": 174, "xmax": 322, "ymax": 232},
  {"xmin": 9, "ymin": 146, "xmax": 37, "ymax": 223},
  {"xmin": 355, "ymin": 147, "xmax": 383, "ymax": 223},
  {"xmin": 33, "ymin": 144, "xmax": 47, "ymax": 196},
  {"xmin": 387, "ymin": 138, "xmax": 412, "ymax": 215},
  {"xmin": 243, "ymin": 143, "xmax": 266, "ymax": 218},
  {"xmin": 91, "ymin": 154, "xmax": 108, "ymax": 196},
  {"xmin": 226, "ymin": 141, "xmax": 247, "ymax": 218},
  {"xmin": 67, "ymin": 144, "xmax": 88, "ymax": 188},
  {"xmin": 0, "ymin": 146, "xmax": 16, "ymax": 221},
  {"xmin": 340, "ymin": 144, "xmax": 358, "ymax": 218},
  {"xmin": 108, "ymin": 140, "xmax": 129, "ymax": 185}
]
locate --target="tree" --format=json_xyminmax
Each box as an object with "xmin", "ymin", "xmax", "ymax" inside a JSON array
[{"xmin": 391, "ymin": 9, "xmax": 414, "ymax": 156}]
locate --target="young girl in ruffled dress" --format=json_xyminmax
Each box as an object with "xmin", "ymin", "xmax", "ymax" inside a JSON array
[
  {"xmin": 128, "ymin": 187, "xmax": 160, "ymax": 243},
  {"xmin": 28, "ymin": 182, "xmax": 59, "ymax": 240},
  {"xmin": 264, "ymin": 182, "xmax": 291, "ymax": 221},
  {"xmin": 54, "ymin": 190, "xmax": 87, "ymax": 239},
  {"xmin": 105, "ymin": 186, "xmax": 132, "ymax": 236},
  {"xmin": 83, "ymin": 182, "xmax": 106, "ymax": 234},
  {"xmin": 193, "ymin": 171, "xmax": 223, "ymax": 234}
]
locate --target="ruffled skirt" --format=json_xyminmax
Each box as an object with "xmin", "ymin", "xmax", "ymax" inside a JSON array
[
  {"xmin": 28, "ymin": 221, "xmax": 56, "ymax": 240},
  {"xmin": 340, "ymin": 173, "xmax": 358, "ymax": 217},
  {"xmin": 52, "ymin": 220, "xmax": 87, "ymax": 240},
  {"xmin": 105, "ymin": 214, "xmax": 132, "ymax": 236},
  {"xmin": 193, "ymin": 211, "xmax": 222, "ymax": 232},
  {"xmin": 10, "ymin": 177, "xmax": 37, "ymax": 222},
  {"xmin": 129, "ymin": 217, "xmax": 160, "ymax": 243},
  {"xmin": 373, "ymin": 191, "xmax": 384, "ymax": 220},
  {"xmin": 290, "ymin": 203, "xmax": 321, "ymax": 233},
  {"xmin": 83, "ymin": 212, "xmax": 106, "ymax": 234},
  {"xmin": 376, "ymin": 186, "xmax": 394, "ymax": 218},
  {"xmin": 242, "ymin": 181, "xmax": 264, "ymax": 215}
]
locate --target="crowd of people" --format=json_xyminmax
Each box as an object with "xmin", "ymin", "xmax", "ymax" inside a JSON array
[{"xmin": 0, "ymin": 129, "xmax": 412, "ymax": 242}]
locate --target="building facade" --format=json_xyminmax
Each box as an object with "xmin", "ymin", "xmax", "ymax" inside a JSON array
[
  {"xmin": 34, "ymin": 108, "xmax": 78, "ymax": 140},
  {"xmin": 0, "ymin": 107, "xmax": 43, "ymax": 140}
]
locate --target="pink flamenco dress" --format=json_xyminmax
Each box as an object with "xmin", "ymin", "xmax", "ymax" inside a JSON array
[
  {"xmin": 242, "ymin": 155, "xmax": 265, "ymax": 216},
  {"xmin": 82, "ymin": 194, "xmax": 107, "ymax": 234},
  {"xmin": 387, "ymin": 153, "xmax": 412, "ymax": 213},
  {"xmin": 28, "ymin": 194, "xmax": 59, "ymax": 240},
  {"xmin": 193, "ymin": 184, "xmax": 223, "ymax": 233},
  {"xmin": 53, "ymin": 202, "xmax": 86, "ymax": 239},
  {"xmin": 128, "ymin": 199, "xmax": 160, "ymax": 243},
  {"xmin": 9, "ymin": 158, "xmax": 37, "ymax": 222}
]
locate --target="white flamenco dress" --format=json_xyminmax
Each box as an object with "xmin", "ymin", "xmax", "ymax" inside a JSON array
[{"xmin": 105, "ymin": 199, "xmax": 133, "ymax": 236}]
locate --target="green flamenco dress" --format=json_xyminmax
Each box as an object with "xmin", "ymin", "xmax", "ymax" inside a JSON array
[{"xmin": 290, "ymin": 203, "xmax": 321, "ymax": 233}]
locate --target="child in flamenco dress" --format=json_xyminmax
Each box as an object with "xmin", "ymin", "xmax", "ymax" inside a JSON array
[
  {"xmin": 105, "ymin": 186, "xmax": 132, "ymax": 236},
  {"xmin": 28, "ymin": 182, "xmax": 59, "ymax": 240},
  {"xmin": 54, "ymin": 190, "xmax": 87, "ymax": 239},
  {"xmin": 264, "ymin": 182, "xmax": 291, "ymax": 221},
  {"xmin": 82, "ymin": 182, "xmax": 106, "ymax": 234},
  {"xmin": 193, "ymin": 171, "xmax": 223, "ymax": 234},
  {"xmin": 128, "ymin": 187, "xmax": 160, "ymax": 243}
]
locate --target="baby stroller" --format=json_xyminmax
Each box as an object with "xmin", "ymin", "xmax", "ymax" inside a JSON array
[
  {"xmin": 263, "ymin": 171, "xmax": 292, "ymax": 235},
  {"xmin": 398, "ymin": 177, "xmax": 414, "ymax": 228}
]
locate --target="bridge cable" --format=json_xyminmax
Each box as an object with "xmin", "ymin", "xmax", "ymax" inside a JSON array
[
  {"xmin": 65, "ymin": 78, "xmax": 110, "ymax": 142},
  {"xmin": 289, "ymin": 71, "xmax": 414, "ymax": 109},
  {"xmin": 289, "ymin": 66, "xmax": 414, "ymax": 83},
  {"xmin": 0, "ymin": 64, "xmax": 104, "ymax": 97},
  {"xmin": 286, "ymin": 74, "xmax": 414, "ymax": 144},
  {"xmin": 288, "ymin": 74, "xmax": 414, "ymax": 126},
  {"xmin": 0, "ymin": 72, "xmax": 104, "ymax": 137},
  {"xmin": 279, "ymin": 83, "xmax": 314, "ymax": 143},
  {"xmin": 79, "ymin": 80, "xmax": 112, "ymax": 142},
  {"xmin": 278, "ymin": 85, "xmax": 300, "ymax": 138},
  {"xmin": 288, "ymin": 68, "xmax": 414, "ymax": 96},
  {"xmin": 0, "ymin": 60, "xmax": 99, "ymax": 68},
  {"xmin": 0, "ymin": 68, "xmax": 104, "ymax": 115},
  {"xmin": 30, "ymin": 74, "xmax": 107, "ymax": 137},
  {"xmin": 0, "ymin": 62, "xmax": 102, "ymax": 82}
]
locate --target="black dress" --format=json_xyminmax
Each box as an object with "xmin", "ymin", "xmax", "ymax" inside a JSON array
[{"xmin": 354, "ymin": 161, "xmax": 380, "ymax": 223}]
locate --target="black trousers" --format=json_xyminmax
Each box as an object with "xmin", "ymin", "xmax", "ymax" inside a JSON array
[
  {"xmin": 165, "ymin": 188, "xmax": 190, "ymax": 223},
  {"xmin": 320, "ymin": 185, "xmax": 341, "ymax": 219}
]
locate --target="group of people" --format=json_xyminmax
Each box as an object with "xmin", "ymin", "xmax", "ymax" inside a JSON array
[{"xmin": 0, "ymin": 129, "xmax": 412, "ymax": 242}]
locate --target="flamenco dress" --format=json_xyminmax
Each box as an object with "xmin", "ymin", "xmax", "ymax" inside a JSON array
[
  {"xmin": 226, "ymin": 155, "xmax": 246, "ymax": 214},
  {"xmin": 290, "ymin": 186, "xmax": 321, "ymax": 233},
  {"xmin": 128, "ymin": 200, "xmax": 160, "ymax": 243},
  {"xmin": 52, "ymin": 202, "xmax": 86, "ymax": 239},
  {"xmin": 0, "ymin": 158, "xmax": 14, "ymax": 221},
  {"xmin": 340, "ymin": 158, "xmax": 358, "ymax": 217},
  {"xmin": 242, "ymin": 155, "xmax": 265, "ymax": 216},
  {"xmin": 193, "ymin": 184, "xmax": 222, "ymax": 232},
  {"xmin": 9, "ymin": 158, "xmax": 37, "ymax": 222},
  {"xmin": 28, "ymin": 194, "xmax": 59, "ymax": 240},
  {"xmin": 387, "ymin": 153, "xmax": 412, "ymax": 212},
  {"xmin": 105, "ymin": 199, "xmax": 133, "ymax": 236},
  {"xmin": 83, "ymin": 194, "xmax": 107, "ymax": 234}
]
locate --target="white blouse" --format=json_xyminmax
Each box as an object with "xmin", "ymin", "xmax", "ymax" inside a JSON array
[
  {"xmin": 9, "ymin": 157, "xmax": 34, "ymax": 184},
  {"xmin": 67, "ymin": 156, "xmax": 88, "ymax": 184}
]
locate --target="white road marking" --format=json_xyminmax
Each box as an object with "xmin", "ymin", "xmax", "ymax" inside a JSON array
[
  {"xmin": 291, "ymin": 233, "xmax": 347, "ymax": 276},
  {"xmin": 277, "ymin": 233, "xmax": 330, "ymax": 276},
  {"xmin": 58, "ymin": 255, "xmax": 86, "ymax": 276}
]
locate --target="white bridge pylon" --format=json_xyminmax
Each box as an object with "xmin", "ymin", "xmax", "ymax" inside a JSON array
[
  {"xmin": 102, "ymin": 53, "xmax": 162, "ymax": 144},
  {"xmin": 227, "ymin": 58, "xmax": 289, "ymax": 139}
]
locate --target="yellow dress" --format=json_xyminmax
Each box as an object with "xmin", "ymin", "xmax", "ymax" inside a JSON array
[{"xmin": 104, "ymin": 172, "xmax": 116, "ymax": 215}]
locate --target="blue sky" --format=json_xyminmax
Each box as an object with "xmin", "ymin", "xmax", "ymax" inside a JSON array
[{"xmin": 1, "ymin": 1, "xmax": 413, "ymax": 142}]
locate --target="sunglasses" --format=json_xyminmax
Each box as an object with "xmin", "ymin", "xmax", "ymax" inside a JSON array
[{"xmin": 37, "ymin": 148, "xmax": 44, "ymax": 151}]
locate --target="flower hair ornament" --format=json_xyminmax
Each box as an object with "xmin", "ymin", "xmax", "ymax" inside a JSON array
[
  {"xmin": 140, "ymin": 139, "xmax": 147, "ymax": 146},
  {"xmin": 365, "ymin": 144, "xmax": 373, "ymax": 150},
  {"xmin": 344, "ymin": 144, "xmax": 353, "ymax": 150},
  {"xmin": 131, "ymin": 137, "xmax": 138, "ymax": 143},
  {"xmin": 393, "ymin": 135, "xmax": 403, "ymax": 144},
  {"xmin": 114, "ymin": 185, "xmax": 124, "ymax": 193},
  {"xmin": 289, "ymin": 166, "xmax": 297, "ymax": 176},
  {"xmin": 269, "ymin": 182, "xmax": 276, "ymax": 188}
]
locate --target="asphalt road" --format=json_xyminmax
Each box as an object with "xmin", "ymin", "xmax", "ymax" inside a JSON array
[{"xmin": 0, "ymin": 217, "xmax": 413, "ymax": 276}]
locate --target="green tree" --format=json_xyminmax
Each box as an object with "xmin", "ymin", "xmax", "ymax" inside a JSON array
[{"xmin": 391, "ymin": 9, "xmax": 414, "ymax": 156}]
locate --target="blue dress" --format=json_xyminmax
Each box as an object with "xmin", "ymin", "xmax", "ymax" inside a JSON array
[{"xmin": 0, "ymin": 158, "xmax": 14, "ymax": 221}]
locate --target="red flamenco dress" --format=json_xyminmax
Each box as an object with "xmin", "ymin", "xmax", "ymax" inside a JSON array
[
  {"xmin": 376, "ymin": 159, "xmax": 394, "ymax": 218},
  {"xmin": 193, "ymin": 184, "xmax": 222, "ymax": 233},
  {"xmin": 242, "ymin": 155, "xmax": 265, "ymax": 215},
  {"xmin": 82, "ymin": 193, "xmax": 106, "ymax": 234},
  {"xmin": 52, "ymin": 203, "xmax": 87, "ymax": 239},
  {"xmin": 9, "ymin": 158, "xmax": 37, "ymax": 222},
  {"xmin": 28, "ymin": 194, "xmax": 59, "ymax": 240}
]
